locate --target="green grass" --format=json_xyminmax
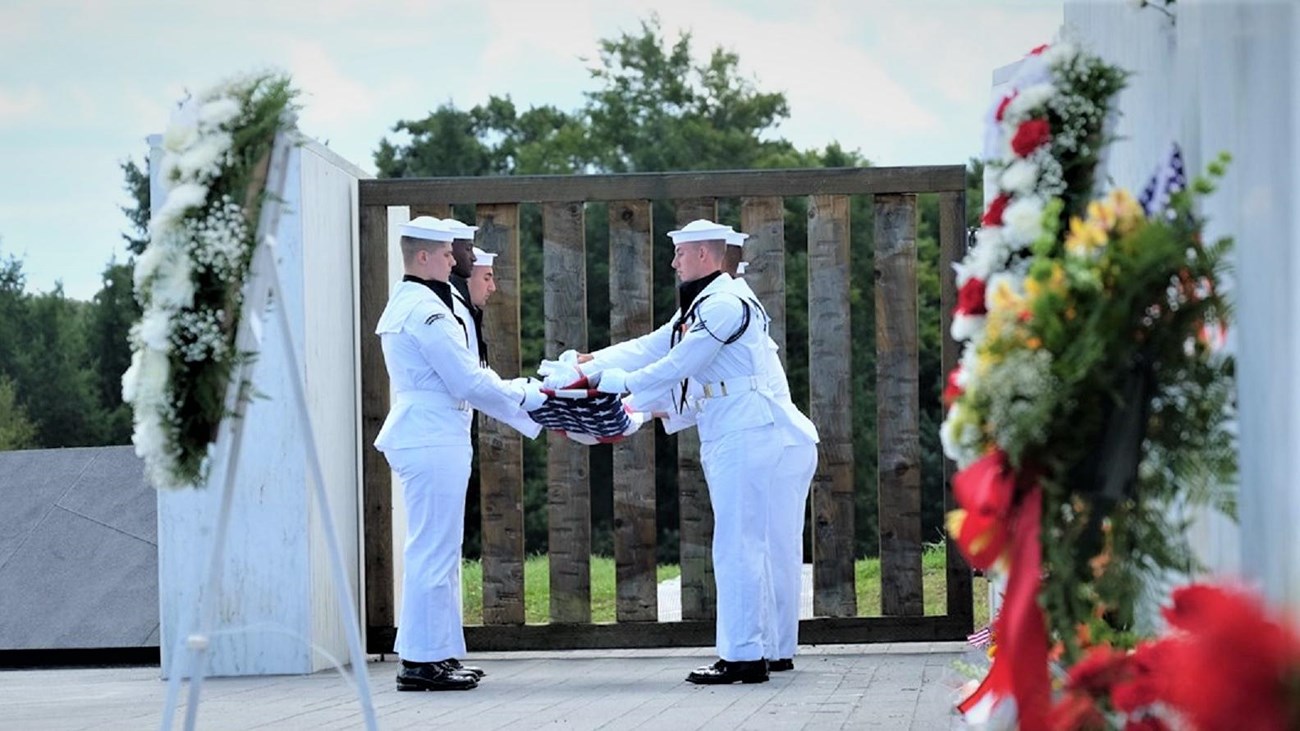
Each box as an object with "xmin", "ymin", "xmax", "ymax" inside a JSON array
[{"xmin": 462, "ymin": 546, "xmax": 988, "ymax": 628}]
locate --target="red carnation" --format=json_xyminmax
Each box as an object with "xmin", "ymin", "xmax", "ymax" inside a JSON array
[
  {"xmin": 1029, "ymin": 44, "xmax": 1050, "ymax": 56},
  {"xmin": 995, "ymin": 92, "xmax": 1017, "ymax": 122},
  {"xmin": 956, "ymin": 277, "xmax": 987, "ymax": 316},
  {"xmin": 943, "ymin": 367, "xmax": 964, "ymax": 408},
  {"xmin": 1011, "ymin": 118, "xmax": 1052, "ymax": 157},
  {"xmin": 1121, "ymin": 716, "xmax": 1171, "ymax": 731},
  {"xmin": 982, "ymin": 193, "xmax": 1011, "ymax": 226},
  {"xmin": 1046, "ymin": 692, "xmax": 1106, "ymax": 731},
  {"xmin": 1066, "ymin": 645, "xmax": 1129, "ymax": 696}
]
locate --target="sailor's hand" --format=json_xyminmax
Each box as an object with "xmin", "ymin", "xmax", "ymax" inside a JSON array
[
  {"xmin": 520, "ymin": 380, "xmax": 549, "ymax": 411},
  {"xmin": 595, "ymin": 367, "xmax": 628, "ymax": 394}
]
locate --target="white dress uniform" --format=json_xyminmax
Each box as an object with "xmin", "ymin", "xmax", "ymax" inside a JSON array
[
  {"xmin": 375, "ymin": 277, "xmax": 540, "ymax": 663},
  {"xmin": 591, "ymin": 270, "xmax": 780, "ymax": 663},
  {"xmin": 729, "ymin": 275, "xmax": 819, "ymax": 662}
]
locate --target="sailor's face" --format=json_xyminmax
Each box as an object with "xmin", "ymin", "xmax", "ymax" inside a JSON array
[
  {"xmin": 427, "ymin": 244, "xmax": 456, "ymax": 282},
  {"xmin": 451, "ymin": 240, "xmax": 475, "ymax": 278},
  {"xmin": 672, "ymin": 243, "xmax": 707, "ymax": 282},
  {"xmin": 469, "ymin": 266, "xmax": 496, "ymax": 308}
]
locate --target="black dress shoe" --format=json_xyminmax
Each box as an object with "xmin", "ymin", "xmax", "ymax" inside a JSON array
[
  {"xmin": 396, "ymin": 662, "xmax": 479, "ymax": 691},
  {"xmin": 443, "ymin": 658, "xmax": 485, "ymax": 678},
  {"xmin": 768, "ymin": 658, "xmax": 794, "ymax": 672},
  {"xmin": 686, "ymin": 659, "xmax": 769, "ymax": 685}
]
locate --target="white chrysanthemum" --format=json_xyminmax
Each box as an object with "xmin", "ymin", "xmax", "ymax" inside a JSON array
[
  {"xmin": 1002, "ymin": 196, "xmax": 1046, "ymax": 247},
  {"xmin": 122, "ymin": 347, "xmax": 169, "ymax": 405},
  {"xmin": 198, "ymin": 98, "xmax": 241, "ymax": 129},
  {"xmin": 134, "ymin": 240, "xmax": 169, "ymax": 291},
  {"xmin": 151, "ymin": 250, "xmax": 196, "ymax": 310},
  {"xmin": 951, "ymin": 314, "xmax": 986, "ymax": 344},
  {"xmin": 1045, "ymin": 40, "xmax": 1080, "ymax": 67},
  {"xmin": 175, "ymin": 132, "xmax": 233, "ymax": 182},
  {"xmin": 941, "ymin": 403, "xmax": 983, "ymax": 468},
  {"xmin": 152, "ymin": 182, "xmax": 209, "ymax": 229},
  {"xmin": 135, "ymin": 308, "xmax": 174, "ymax": 351},
  {"xmin": 1000, "ymin": 159, "xmax": 1039, "ymax": 195},
  {"xmin": 1004, "ymin": 83, "xmax": 1055, "ymax": 121},
  {"xmin": 963, "ymin": 227, "xmax": 1010, "ymax": 281}
]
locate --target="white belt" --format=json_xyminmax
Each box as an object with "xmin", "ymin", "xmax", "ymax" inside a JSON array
[
  {"xmin": 689, "ymin": 375, "xmax": 763, "ymax": 411},
  {"xmin": 394, "ymin": 390, "xmax": 469, "ymax": 412}
]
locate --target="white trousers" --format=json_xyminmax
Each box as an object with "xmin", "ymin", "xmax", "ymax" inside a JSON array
[
  {"xmin": 700, "ymin": 424, "xmax": 781, "ymax": 661},
  {"xmin": 763, "ymin": 443, "xmax": 817, "ymax": 660},
  {"xmin": 386, "ymin": 443, "xmax": 472, "ymax": 663}
]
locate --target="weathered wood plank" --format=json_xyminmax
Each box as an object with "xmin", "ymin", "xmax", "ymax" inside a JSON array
[
  {"xmin": 477, "ymin": 203, "xmax": 526, "ymax": 625},
  {"xmin": 359, "ymin": 166, "xmax": 968, "ymax": 207},
  {"xmin": 938, "ymin": 191, "xmax": 974, "ymax": 630},
  {"xmin": 808, "ymin": 194, "xmax": 857, "ymax": 618},
  {"xmin": 875, "ymin": 194, "xmax": 924, "ymax": 617},
  {"xmin": 359, "ymin": 204, "xmax": 394, "ymax": 644},
  {"xmin": 409, "ymin": 203, "xmax": 450, "ymax": 219},
  {"xmin": 674, "ymin": 197, "xmax": 718, "ymax": 622},
  {"xmin": 608, "ymin": 200, "xmax": 658, "ymax": 623},
  {"xmin": 739, "ymin": 196, "xmax": 787, "ymax": 363},
  {"xmin": 543, "ymin": 201, "xmax": 591, "ymax": 624},
  {"xmin": 368, "ymin": 614, "xmax": 971, "ymax": 652}
]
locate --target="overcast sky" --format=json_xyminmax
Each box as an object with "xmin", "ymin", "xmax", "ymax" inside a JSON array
[{"xmin": 0, "ymin": 0, "xmax": 1063, "ymax": 300}]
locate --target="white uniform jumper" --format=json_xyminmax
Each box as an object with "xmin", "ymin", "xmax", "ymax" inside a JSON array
[
  {"xmin": 374, "ymin": 279, "xmax": 540, "ymax": 663},
  {"xmin": 591, "ymin": 272, "xmax": 779, "ymax": 662}
]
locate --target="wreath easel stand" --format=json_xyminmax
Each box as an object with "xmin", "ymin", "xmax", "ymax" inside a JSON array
[{"xmin": 157, "ymin": 132, "xmax": 379, "ymax": 731}]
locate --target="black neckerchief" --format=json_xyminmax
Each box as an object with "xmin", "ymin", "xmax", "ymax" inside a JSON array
[
  {"xmin": 671, "ymin": 270, "xmax": 723, "ymax": 413},
  {"xmin": 450, "ymin": 274, "xmax": 472, "ymax": 307},
  {"xmin": 675, "ymin": 271, "xmax": 723, "ymax": 326},
  {"xmin": 470, "ymin": 305, "xmax": 488, "ymax": 367},
  {"xmin": 403, "ymin": 274, "xmax": 454, "ymax": 311}
]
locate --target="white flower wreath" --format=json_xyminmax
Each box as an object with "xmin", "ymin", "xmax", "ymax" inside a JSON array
[{"xmin": 123, "ymin": 72, "xmax": 297, "ymax": 489}]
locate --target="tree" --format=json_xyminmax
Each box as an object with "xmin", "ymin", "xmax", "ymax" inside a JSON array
[
  {"xmin": 120, "ymin": 157, "xmax": 151, "ymax": 256},
  {"xmin": 0, "ymin": 375, "xmax": 36, "ymax": 450},
  {"xmin": 87, "ymin": 260, "xmax": 139, "ymax": 444}
]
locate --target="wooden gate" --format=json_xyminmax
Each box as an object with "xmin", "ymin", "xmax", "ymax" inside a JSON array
[{"xmin": 358, "ymin": 167, "xmax": 972, "ymax": 651}]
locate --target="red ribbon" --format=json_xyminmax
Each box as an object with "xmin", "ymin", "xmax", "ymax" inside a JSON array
[{"xmin": 954, "ymin": 455, "xmax": 1051, "ymax": 730}]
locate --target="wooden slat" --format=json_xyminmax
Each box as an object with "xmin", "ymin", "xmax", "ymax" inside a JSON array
[
  {"xmin": 543, "ymin": 201, "xmax": 591, "ymax": 624},
  {"xmin": 477, "ymin": 203, "xmax": 526, "ymax": 625},
  {"xmin": 359, "ymin": 166, "xmax": 968, "ymax": 207},
  {"xmin": 808, "ymin": 194, "xmax": 857, "ymax": 618},
  {"xmin": 739, "ymin": 196, "xmax": 787, "ymax": 363},
  {"xmin": 410, "ymin": 203, "xmax": 450, "ymax": 219},
  {"xmin": 424, "ymin": 615, "xmax": 970, "ymax": 652},
  {"xmin": 875, "ymin": 194, "xmax": 924, "ymax": 617},
  {"xmin": 938, "ymin": 191, "xmax": 974, "ymax": 630},
  {"xmin": 359, "ymin": 203, "xmax": 394, "ymax": 648},
  {"xmin": 608, "ymin": 200, "xmax": 658, "ymax": 622},
  {"xmin": 674, "ymin": 197, "xmax": 718, "ymax": 622}
]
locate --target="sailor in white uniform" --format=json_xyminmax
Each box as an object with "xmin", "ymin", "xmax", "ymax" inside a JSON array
[
  {"xmin": 722, "ymin": 229, "xmax": 819, "ymax": 672},
  {"xmin": 374, "ymin": 216, "xmax": 547, "ymax": 691},
  {"xmin": 442, "ymin": 218, "xmax": 483, "ymax": 365},
  {"xmin": 582, "ymin": 219, "xmax": 781, "ymax": 685}
]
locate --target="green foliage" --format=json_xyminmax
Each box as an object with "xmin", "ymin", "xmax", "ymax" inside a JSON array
[{"xmin": 0, "ymin": 375, "xmax": 37, "ymax": 450}]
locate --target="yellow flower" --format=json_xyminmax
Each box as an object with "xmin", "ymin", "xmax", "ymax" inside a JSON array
[
  {"xmin": 1065, "ymin": 216, "xmax": 1108, "ymax": 257},
  {"xmin": 988, "ymin": 277, "xmax": 1025, "ymax": 313},
  {"xmin": 1108, "ymin": 189, "xmax": 1145, "ymax": 235},
  {"xmin": 1026, "ymin": 336, "xmax": 1042, "ymax": 350}
]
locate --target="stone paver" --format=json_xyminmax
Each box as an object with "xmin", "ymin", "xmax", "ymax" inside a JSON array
[{"xmin": 0, "ymin": 643, "xmax": 974, "ymax": 730}]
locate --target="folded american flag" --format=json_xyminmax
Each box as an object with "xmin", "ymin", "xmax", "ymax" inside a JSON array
[{"xmin": 527, "ymin": 376, "xmax": 638, "ymax": 444}]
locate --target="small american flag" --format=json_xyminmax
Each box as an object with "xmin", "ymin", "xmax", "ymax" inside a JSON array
[
  {"xmin": 967, "ymin": 625, "xmax": 994, "ymax": 649},
  {"xmin": 1138, "ymin": 143, "xmax": 1188, "ymax": 218}
]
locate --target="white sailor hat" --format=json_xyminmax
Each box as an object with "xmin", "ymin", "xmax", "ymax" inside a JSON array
[
  {"xmin": 667, "ymin": 219, "xmax": 731, "ymax": 244},
  {"xmin": 472, "ymin": 247, "xmax": 497, "ymax": 267},
  {"xmin": 398, "ymin": 216, "xmax": 455, "ymax": 243},
  {"xmin": 724, "ymin": 229, "xmax": 749, "ymax": 247},
  {"xmin": 441, "ymin": 218, "xmax": 479, "ymax": 240},
  {"xmin": 736, "ymin": 261, "xmax": 749, "ymax": 275}
]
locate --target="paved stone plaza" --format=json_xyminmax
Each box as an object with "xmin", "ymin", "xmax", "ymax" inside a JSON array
[{"xmin": 1, "ymin": 643, "xmax": 970, "ymax": 730}]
